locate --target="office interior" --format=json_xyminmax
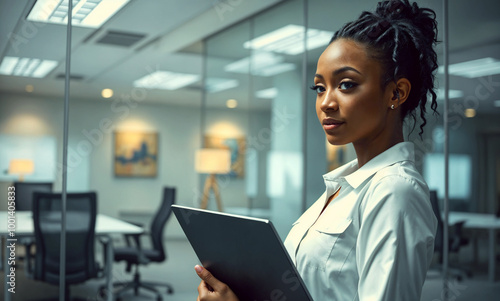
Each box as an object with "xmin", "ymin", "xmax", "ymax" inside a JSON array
[{"xmin": 0, "ymin": 0, "xmax": 499, "ymax": 300}]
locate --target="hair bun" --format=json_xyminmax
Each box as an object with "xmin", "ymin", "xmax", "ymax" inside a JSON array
[
  {"xmin": 376, "ymin": 0, "xmax": 438, "ymax": 45},
  {"xmin": 376, "ymin": 0, "xmax": 416, "ymax": 19}
]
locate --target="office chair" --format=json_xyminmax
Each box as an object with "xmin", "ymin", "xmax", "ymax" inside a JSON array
[
  {"xmin": 27, "ymin": 192, "xmax": 104, "ymax": 300},
  {"xmin": 12, "ymin": 182, "xmax": 53, "ymax": 262},
  {"xmin": 13, "ymin": 181, "xmax": 53, "ymax": 211},
  {"xmin": 100, "ymin": 187, "xmax": 175, "ymax": 301},
  {"xmin": 430, "ymin": 190, "xmax": 471, "ymax": 281}
]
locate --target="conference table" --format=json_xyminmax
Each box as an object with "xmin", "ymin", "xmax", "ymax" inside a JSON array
[
  {"xmin": 448, "ymin": 212, "xmax": 500, "ymax": 282},
  {"xmin": 0, "ymin": 211, "xmax": 143, "ymax": 301}
]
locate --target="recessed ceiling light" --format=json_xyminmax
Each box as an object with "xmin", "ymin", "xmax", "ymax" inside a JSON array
[
  {"xmin": 101, "ymin": 88, "xmax": 113, "ymax": 98},
  {"xmin": 256, "ymin": 87, "xmax": 278, "ymax": 99},
  {"xmin": 133, "ymin": 71, "xmax": 199, "ymax": 90},
  {"xmin": 225, "ymin": 52, "xmax": 296, "ymax": 77},
  {"xmin": 464, "ymin": 108, "xmax": 476, "ymax": 118},
  {"xmin": 438, "ymin": 57, "xmax": 500, "ymax": 78},
  {"xmin": 243, "ymin": 24, "xmax": 333, "ymax": 55},
  {"xmin": 27, "ymin": 0, "xmax": 130, "ymax": 28},
  {"xmin": 25, "ymin": 85, "xmax": 34, "ymax": 93},
  {"xmin": 206, "ymin": 78, "xmax": 239, "ymax": 93},
  {"xmin": 0, "ymin": 56, "xmax": 58, "ymax": 78},
  {"xmin": 226, "ymin": 99, "xmax": 238, "ymax": 109}
]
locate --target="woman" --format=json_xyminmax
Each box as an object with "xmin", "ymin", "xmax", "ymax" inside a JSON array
[{"xmin": 195, "ymin": 0, "xmax": 438, "ymax": 300}]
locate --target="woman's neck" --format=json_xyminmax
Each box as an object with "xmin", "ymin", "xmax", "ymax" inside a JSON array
[{"xmin": 353, "ymin": 129, "xmax": 404, "ymax": 168}]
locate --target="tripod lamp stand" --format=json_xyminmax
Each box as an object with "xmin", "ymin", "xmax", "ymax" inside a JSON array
[{"xmin": 195, "ymin": 148, "xmax": 231, "ymax": 212}]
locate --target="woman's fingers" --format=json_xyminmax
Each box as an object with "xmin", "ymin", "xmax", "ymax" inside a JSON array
[
  {"xmin": 195, "ymin": 265, "xmax": 239, "ymax": 301},
  {"xmin": 195, "ymin": 265, "xmax": 225, "ymax": 292}
]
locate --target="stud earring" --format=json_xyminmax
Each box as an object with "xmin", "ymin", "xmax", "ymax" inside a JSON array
[{"xmin": 391, "ymin": 104, "xmax": 395, "ymax": 110}]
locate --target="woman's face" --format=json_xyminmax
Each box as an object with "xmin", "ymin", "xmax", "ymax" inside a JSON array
[{"xmin": 313, "ymin": 38, "xmax": 395, "ymax": 146}]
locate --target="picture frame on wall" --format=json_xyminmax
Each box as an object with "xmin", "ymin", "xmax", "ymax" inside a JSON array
[
  {"xmin": 204, "ymin": 135, "xmax": 246, "ymax": 178},
  {"xmin": 114, "ymin": 131, "xmax": 158, "ymax": 177}
]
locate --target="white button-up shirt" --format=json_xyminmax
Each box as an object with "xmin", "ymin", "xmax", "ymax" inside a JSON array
[{"xmin": 284, "ymin": 142, "xmax": 437, "ymax": 301}]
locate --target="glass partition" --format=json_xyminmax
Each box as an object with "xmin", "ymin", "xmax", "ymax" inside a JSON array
[
  {"xmin": 0, "ymin": 1, "xmax": 66, "ymax": 202},
  {"xmin": 204, "ymin": 0, "xmax": 307, "ymax": 238},
  {"xmin": 445, "ymin": 0, "xmax": 500, "ymax": 286}
]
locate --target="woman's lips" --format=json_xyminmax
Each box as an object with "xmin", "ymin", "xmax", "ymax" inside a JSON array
[{"xmin": 322, "ymin": 118, "xmax": 344, "ymax": 131}]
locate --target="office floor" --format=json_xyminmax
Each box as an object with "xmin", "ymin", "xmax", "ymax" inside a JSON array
[{"xmin": 2, "ymin": 238, "xmax": 500, "ymax": 301}]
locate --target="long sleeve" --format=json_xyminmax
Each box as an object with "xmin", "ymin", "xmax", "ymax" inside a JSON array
[{"xmin": 356, "ymin": 174, "xmax": 437, "ymax": 301}]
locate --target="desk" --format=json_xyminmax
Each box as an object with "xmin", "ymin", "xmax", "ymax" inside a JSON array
[
  {"xmin": 0, "ymin": 211, "xmax": 143, "ymax": 301},
  {"xmin": 448, "ymin": 212, "xmax": 500, "ymax": 282}
]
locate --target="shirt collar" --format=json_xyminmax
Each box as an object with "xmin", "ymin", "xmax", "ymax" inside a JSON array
[{"xmin": 323, "ymin": 142, "xmax": 415, "ymax": 189}]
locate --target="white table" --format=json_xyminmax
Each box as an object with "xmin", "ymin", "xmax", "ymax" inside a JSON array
[
  {"xmin": 0, "ymin": 211, "xmax": 143, "ymax": 301},
  {"xmin": 447, "ymin": 212, "xmax": 500, "ymax": 282}
]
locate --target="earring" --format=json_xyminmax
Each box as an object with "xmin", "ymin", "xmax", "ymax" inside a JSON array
[{"xmin": 391, "ymin": 104, "xmax": 395, "ymax": 110}]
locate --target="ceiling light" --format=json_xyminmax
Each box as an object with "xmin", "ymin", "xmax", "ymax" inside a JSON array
[
  {"xmin": 0, "ymin": 56, "xmax": 58, "ymax": 78},
  {"xmin": 243, "ymin": 24, "xmax": 333, "ymax": 55},
  {"xmin": 206, "ymin": 78, "xmax": 239, "ymax": 93},
  {"xmin": 226, "ymin": 99, "xmax": 238, "ymax": 109},
  {"xmin": 133, "ymin": 71, "xmax": 199, "ymax": 90},
  {"xmin": 436, "ymin": 89, "xmax": 464, "ymax": 99},
  {"xmin": 25, "ymin": 85, "xmax": 34, "ymax": 93},
  {"xmin": 27, "ymin": 0, "xmax": 130, "ymax": 28},
  {"xmin": 225, "ymin": 52, "xmax": 296, "ymax": 77},
  {"xmin": 256, "ymin": 88, "xmax": 278, "ymax": 99},
  {"xmin": 101, "ymin": 88, "xmax": 113, "ymax": 98},
  {"xmin": 494, "ymin": 100, "xmax": 500, "ymax": 107},
  {"xmin": 464, "ymin": 108, "xmax": 476, "ymax": 118},
  {"xmin": 438, "ymin": 57, "xmax": 500, "ymax": 78}
]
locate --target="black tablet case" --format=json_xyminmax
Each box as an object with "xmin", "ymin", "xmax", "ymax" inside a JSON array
[{"xmin": 172, "ymin": 205, "xmax": 313, "ymax": 301}]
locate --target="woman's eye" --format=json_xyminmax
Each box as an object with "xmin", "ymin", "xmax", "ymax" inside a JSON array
[
  {"xmin": 309, "ymin": 85, "xmax": 326, "ymax": 94},
  {"xmin": 339, "ymin": 81, "xmax": 358, "ymax": 90}
]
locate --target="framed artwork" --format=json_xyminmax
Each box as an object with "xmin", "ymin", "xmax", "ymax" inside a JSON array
[
  {"xmin": 204, "ymin": 135, "xmax": 245, "ymax": 178},
  {"xmin": 114, "ymin": 131, "xmax": 158, "ymax": 177}
]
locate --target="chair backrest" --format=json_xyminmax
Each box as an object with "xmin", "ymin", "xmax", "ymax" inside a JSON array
[
  {"xmin": 32, "ymin": 192, "xmax": 98, "ymax": 285},
  {"xmin": 149, "ymin": 187, "xmax": 176, "ymax": 262},
  {"xmin": 429, "ymin": 190, "xmax": 443, "ymax": 253},
  {"xmin": 13, "ymin": 182, "xmax": 53, "ymax": 211}
]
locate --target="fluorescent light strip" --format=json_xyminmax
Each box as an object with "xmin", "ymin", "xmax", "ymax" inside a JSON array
[
  {"xmin": 256, "ymin": 88, "xmax": 278, "ymax": 99},
  {"xmin": 436, "ymin": 89, "xmax": 464, "ymax": 99},
  {"xmin": 259, "ymin": 63, "xmax": 295, "ymax": 76},
  {"xmin": 206, "ymin": 78, "xmax": 239, "ymax": 93},
  {"xmin": 243, "ymin": 24, "xmax": 333, "ymax": 55},
  {"xmin": 27, "ymin": 0, "xmax": 130, "ymax": 28},
  {"xmin": 133, "ymin": 71, "xmax": 199, "ymax": 90},
  {"xmin": 438, "ymin": 57, "xmax": 500, "ymax": 78},
  {"xmin": 225, "ymin": 52, "xmax": 295, "ymax": 77},
  {"xmin": 0, "ymin": 56, "xmax": 58, "ymax": 78}
]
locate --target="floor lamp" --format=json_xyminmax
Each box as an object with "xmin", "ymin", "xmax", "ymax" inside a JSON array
[
  {"xmin": 8, "ymin": 159, "xmax": 34, "ymax": 181},
  {"xmin": 195, "ymin": 148, "xmax": 231, "ymax": 212}
]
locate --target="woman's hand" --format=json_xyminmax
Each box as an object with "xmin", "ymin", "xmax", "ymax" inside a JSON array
[{"xmin": 195, "ymin": 265, "xmax": 240, "ymax": 301}]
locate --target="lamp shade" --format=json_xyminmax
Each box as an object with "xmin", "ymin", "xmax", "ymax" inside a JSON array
[
  {"xmin": 8, "ymin": 159, "xmax": 34, "ymax": 175},
  {"xmin": 195, "ymin": 149, "xmax": 231, "ymax": 174}
]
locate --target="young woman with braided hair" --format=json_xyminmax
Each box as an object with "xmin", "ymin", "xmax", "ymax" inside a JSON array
[{"xmin": 194, "ymin": 1, "xmax": 438, "ymax": 300}]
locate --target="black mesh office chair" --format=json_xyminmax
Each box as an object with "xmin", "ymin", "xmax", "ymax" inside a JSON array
[
  {"xmin": 28, "ymin": 192, "xmax": 103, "ymax": 300},
  {"xmin": 100, "ymin": 187, "xmax": 175, "ymax": 301},
  {"xmin": 430, "ymin": 190, "xmax": 471, "ymax": 280},
  {"xmin": 13, "ymin": 181, "xmax": 53, "ymax": 211},
  {"xmin": 12, "ymin": 182, "xmax": 53, "ymax": 261}
]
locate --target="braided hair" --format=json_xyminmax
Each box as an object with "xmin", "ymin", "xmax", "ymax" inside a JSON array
[{"xmin": 331, "ymin": 0, "xmax": 439, "ymax": 137}]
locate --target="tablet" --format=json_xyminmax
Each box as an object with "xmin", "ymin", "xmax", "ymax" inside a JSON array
[{"xmin": 172, "ymin": 205, "xmax": 313, "ymax": 301}]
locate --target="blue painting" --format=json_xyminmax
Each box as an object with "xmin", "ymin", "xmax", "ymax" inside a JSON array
[{"xmin": 114, "ymin": 132, "xmax": 158, "ymax": 177}]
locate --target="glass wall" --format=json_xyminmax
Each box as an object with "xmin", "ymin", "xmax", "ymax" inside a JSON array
[{"xmin": 204, "ymin": 0, "xmax": 307, "ymax": 238}]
